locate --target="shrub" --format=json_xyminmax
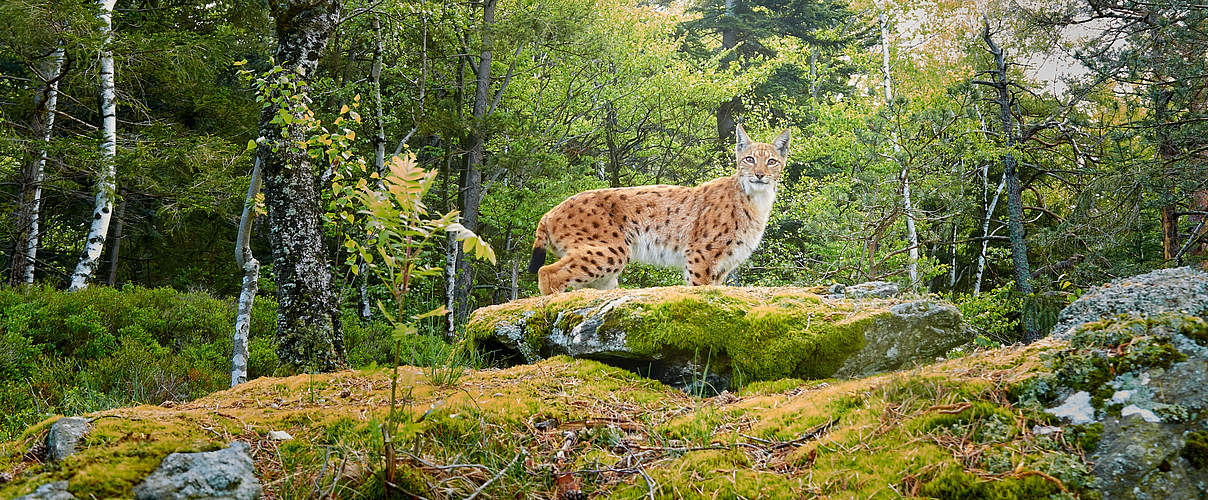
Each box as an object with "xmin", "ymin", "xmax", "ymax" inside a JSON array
[
  {"xmin": 951, "ymin": 285, "xmax": 1022, "ymax": 343},
  {"xmin": 0, "ymin": 285, "xmax": 280, "ymax": 440}
]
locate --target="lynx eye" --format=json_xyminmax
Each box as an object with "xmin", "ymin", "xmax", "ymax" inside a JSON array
[
  {"xmin": 743, "ymin": 156, "xmax": 755, "ymax": 164},
  {"xmin": 767, "ymin": 159, "xmax": 779, "ymax": 166}
]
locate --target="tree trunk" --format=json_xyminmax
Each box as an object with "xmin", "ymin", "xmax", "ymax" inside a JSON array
[
  {"xmin": 232, "ymin": 159, "xmax": 263, "ymax": 387},
  {"xmin": 106, "ymin": 197, "xmax": 126, "ymax": 285},
  {"xmin": 879, "ymin": 12, "xmax": 919, "ymax": 289},
  {"xmin": 359, "ymin": 14, "xmax": 387, "ymax": 320},
  {"xmin": 69, "ymin": 0, "xmax": 119, "ymax": 292},
  {"xmin": 605, "ymin": 103, "xmax": 621, "ymax": 188},
  {"xmin": 10, "ymin": 45, "xmax": 65, "ymax": 286},
  {"xmin": 259, "ymin": 0, "xmax": 344, "ymax": 371},
  {"xmin": 452, "ymin": 0, "xmax": 495, "ymax": 327},
  {"xmin": 981, "ymin": 18, "xmax": 1037, "ymax": 341},
  {"xmin": 716, "ymin": 0, "xmax": 740, "ymax": 145},
  {"xmin": 974, "ymin": 170, "xmax": 1006, "ymax": 295},
  {"xmin": 1152, "ymin": 89, "xmax": 1181, "ymax": 262},
  {"xmin": 1191, "ymin": 190, "xmax": 1208, "ymax": 258}
]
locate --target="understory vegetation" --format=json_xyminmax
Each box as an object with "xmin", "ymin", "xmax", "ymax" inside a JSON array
[
  {"xmin": 0, "ymin": 286, "xmax": 474, "ymax": 441},
  {"xmin": 1, "ymin": 341, "xmax": 1106, "ymax": 499}
]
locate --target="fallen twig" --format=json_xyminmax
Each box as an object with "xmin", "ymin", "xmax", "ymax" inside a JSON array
[{"xmin": 463, "ymin": 452, "xmax": 523, "ymax": 500}]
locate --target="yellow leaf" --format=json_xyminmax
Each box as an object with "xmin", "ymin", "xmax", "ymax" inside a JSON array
[
  {"xmin": 415, "ymin": 305, "xmax": 449, "ymax": 320},
  {"xmin": 340, "ymin": 104, "xmax": 350, "ymax": 114}
]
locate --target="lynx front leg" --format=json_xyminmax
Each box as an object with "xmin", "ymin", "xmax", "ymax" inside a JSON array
[{"xmin": 684, "ymin": 249, "xmax": 716, "ymax": 286}]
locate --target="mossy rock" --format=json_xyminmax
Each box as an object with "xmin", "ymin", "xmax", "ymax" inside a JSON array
[{"xmin": 467, "ymin": 286, "xmax": 973, "ymax": 390}]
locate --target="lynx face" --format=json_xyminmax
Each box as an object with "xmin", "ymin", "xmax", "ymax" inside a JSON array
[
  {"xmin": 529, "ymin": 125, "xmax": 791, "ymax": 295},
  {"xmin": 735, "ymin": 128, "xmax": 789, "ymax": 195}
]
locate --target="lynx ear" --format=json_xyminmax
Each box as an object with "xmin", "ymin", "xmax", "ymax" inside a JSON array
[
  {"xmin": 735, "ymin": 124, "xmax": 752, "ymax": 156},
  {"xmin": 771, "ymin": 129, "xmax": 791, "ymax": 158}
]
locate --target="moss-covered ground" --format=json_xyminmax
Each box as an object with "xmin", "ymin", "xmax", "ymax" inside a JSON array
[{"xmin": 0, "ymin": 336, "xmax": 1105, "ymax": 499}]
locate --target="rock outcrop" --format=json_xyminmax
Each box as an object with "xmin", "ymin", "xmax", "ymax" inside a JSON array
[
  {"xmin": 1051, "ymin": 266, "xmax": 1208, "ymax": 338},
  {"xmin": 467, "ymin": 286, "xmax": 972, "ymax": 390},
  {"xmin": 1021, "ymin": 313, "xmax": 1208, "ymax": 499},
  {"xmin": 46, "ymin": 417, "xmax": 89, "ymax": 462},
  {"xmin": 132, "ymin": 442, "xmax": 261, "ymax": 500}
]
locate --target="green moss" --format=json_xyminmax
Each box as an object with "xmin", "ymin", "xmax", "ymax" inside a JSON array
[
  {"xmin": 736, "ymin": 378, "xmax": 811, "ymax": 396},
  {"xmin": 1115, "ymin": 337, "xmax": 1186, "ymax": 373},
  {"xmin": 1182, "ymin": 430, "xmax": 1208, "ymax": 469},
  {"xmin": 1007, "ymin": 377, "xmax": 1058, "ymax": 408},
  {"xmin": 919, "ymin": 467, "xmax": 1064, "ymax": 500},
  {"xmin": 917, "ymin": 402, "xmax": 1018, "ymax": 444},
  {"xmin": 615, "ymin": 291, "xmax": 871, "ymax": 382},
  {"xmin": 1068, "ymin": 422, "xmax": 1104, "ymax": 452},
  {"xmin": 1180, "ymin": 316, "xmax": 1208, "ymax": 346}
]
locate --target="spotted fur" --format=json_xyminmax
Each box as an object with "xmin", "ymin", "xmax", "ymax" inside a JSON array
[{"xmin": 530, "ymin": 126, "xmax": 791, "ymax": 295}]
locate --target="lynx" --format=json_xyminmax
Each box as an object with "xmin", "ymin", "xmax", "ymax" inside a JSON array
[{"xmin": 529, "ymin": 125, "xmax": 790, "ymax": 295}]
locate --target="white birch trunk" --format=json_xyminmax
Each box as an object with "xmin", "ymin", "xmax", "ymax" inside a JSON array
[
  {"xmin": 11, "ymin": 45, "xmax": 64, "ymax": 286},
  {"xmin": 445, "ymin": 233, "xmax": 459, "ymax": 338},
  {"xmin": 974, "ymin": 170, "xmax": 1007, "ymax": 295},
  {"xmin": 880, "ymin": 11, "xmax": 919, "ymax": 288},
  {"xmin": 232, "ymin": 158, "xmax": 263, "ymax": 387},
  {"xmin": 69, "ymin": 0, "xmax": 119, "ymax": 291},
  {"xmin": 360, "ymin": 14, "xmax": 387, "ymax": 320}
]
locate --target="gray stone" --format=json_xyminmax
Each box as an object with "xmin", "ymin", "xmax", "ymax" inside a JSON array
[
  {"xmin": 1046, "ymin": 391, "xmax": 1096, "ymax": 425},
  {"xmin": 843, "ymin": 281, "xmax": 900, "ymax": 299},
  {"xmin": 1051, "ymin": 266, "xmax": 1208, "ymax": 338},
  {"xmin": 133, "ymin": 442, "xmax": 261, "ymax": 500},
  {"xmin": 15, "ymin": 481, "xmax": 76, "ymax": 500},
  {"xmin": 832, "ymin": 300, "xmax": 973, "ymax": 378},
  {"xmin": 1052, "ymin": 313, "xmax": 1208, "ymax": 500},
  {"xmin": 47, "ymin": 417, "xmax": 90, "ymax": 462}
]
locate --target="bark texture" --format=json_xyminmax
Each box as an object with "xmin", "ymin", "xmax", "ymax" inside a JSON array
[
  {"xmin": 259, "ymin": 0, "xmax": 345, "ymax": 371},
  {"xmin": 10, "ymin": 45, "xmax": 65, "ymax": 286},
  {"xmin": 452, "ymin": 0, "xmax": 496, "ymax": 326},
  {"xmin": 232, "ymin": 159, "xmax": 263, "ymax": 387},
  {"xmin": 981, "ymin": 19, "xmax": 1038, "ymax": 341},
  {"xmin": 69, "ymin": 0, "xmax": 119, "ymax": 291}
]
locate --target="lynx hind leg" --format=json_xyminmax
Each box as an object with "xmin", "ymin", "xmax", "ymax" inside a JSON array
[
  {"xmin": 587, "ymin": 273, "xmax": 620, "ymax": 290},
  {"xmin": 537, "ymin": 248, "xmax": 625, "ymax": 294}
]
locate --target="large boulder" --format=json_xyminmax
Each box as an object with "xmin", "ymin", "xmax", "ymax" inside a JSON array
[
  {"xmin": 1020, "ymin": 313, "xmax": 1208, "ymax": 499},
  {"xmin": 1051, "ymin": 266, "xmax": 1208, "ymax": 338},
  {"xmin": 467, "ymin": 286, "xmax": 973, "ymax": 390},
  {"xmin": 132, "ymin": 442, "xmax": 261, "ymax": 500}
]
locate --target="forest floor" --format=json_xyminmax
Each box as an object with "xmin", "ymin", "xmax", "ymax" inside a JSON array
[{"xmin": 2, "ymin": 339, "xmax": 1094, "ymax": 499}]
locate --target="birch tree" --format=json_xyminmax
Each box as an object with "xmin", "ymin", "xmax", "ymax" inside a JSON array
[
  {"xmin": 68, "ymin": 0, "xmax": 119, "ymax": 291},
  {"xmin": 232, "ymin": 158, "xmax": 262, "ymax": 387},
  {"xmin": 878, "ymin": 11, "xmax": 919, "ymax": 288},
  {"xmin": 10, "ymin": 45, "xmax": 65, "ymax": 286},
  {"xmin": 257, "ymin": 0, "xmax": 345, "ymax": 371}
]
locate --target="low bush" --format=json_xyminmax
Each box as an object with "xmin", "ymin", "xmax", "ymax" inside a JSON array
[{"xmin": 0, "ymin": 285, "xmax": 278, "ymax": 440}]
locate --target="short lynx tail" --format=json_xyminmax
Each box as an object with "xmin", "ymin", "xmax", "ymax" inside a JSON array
[{"xmin": 528, "ymin": 219, "xmax": 548, "ymax": 273}]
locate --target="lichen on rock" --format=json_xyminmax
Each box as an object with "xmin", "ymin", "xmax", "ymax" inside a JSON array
[{"xmin": 1016, "ymin": 312, "xmax": 1208, "ymax": 499}]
